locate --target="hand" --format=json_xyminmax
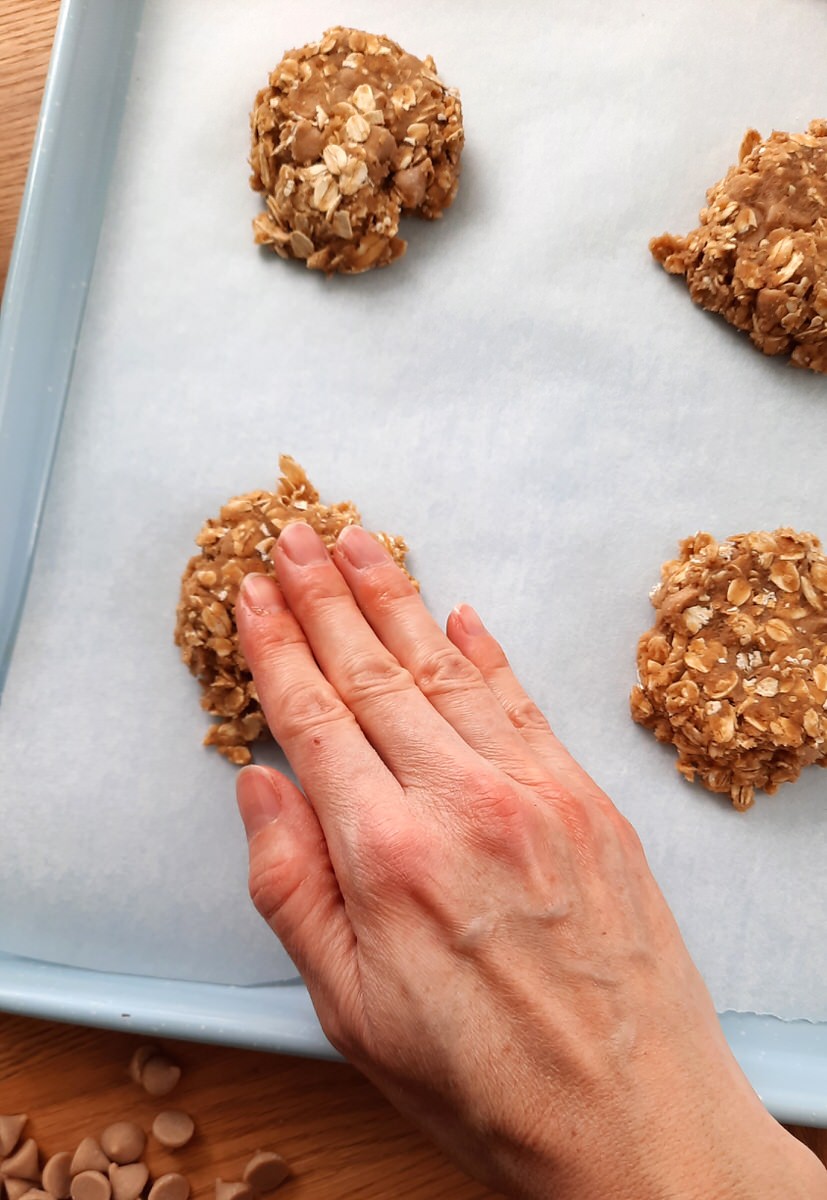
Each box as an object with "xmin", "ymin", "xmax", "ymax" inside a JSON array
[{"xmin": 234, "ymin": 522, "xmax": 826, "ymax": 1200}]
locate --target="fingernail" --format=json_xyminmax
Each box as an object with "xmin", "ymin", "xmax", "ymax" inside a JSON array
[
  {"xmin": 241, "ymin": 572, "xmax": 285, "ymax": 614},
  {"xmin": 278, "ymin": 521, "xmax": 328, "ymax": 565},
  {"xmin": 337, "ymin": 524, "xmax": 390, "ymax": 568},
  {"xmin": 453, "ymin": 604, "xmax": 486, "ymax": 636},
  {"xmin": 237, "ymin": 766, "xmax": 281, "ymax": 839}
]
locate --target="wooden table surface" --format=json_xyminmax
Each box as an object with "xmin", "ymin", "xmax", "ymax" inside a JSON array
[{"xmin": 0, "ymin": 3, "xmax": 825, "ymax": 1196}]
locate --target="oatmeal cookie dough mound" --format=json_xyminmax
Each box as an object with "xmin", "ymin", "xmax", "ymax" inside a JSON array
[
  {"xmin": 175, "ymin": 456, "xmax": 414, "ymax": 764},
  {"xmin": 630, "ymin": 530, "xmax": 827, "ymax": 810},
  {"xmin": 651, "ymin": 120, "xmax": 827, "ymax": 373},
  {"xmin": 249, "ymin": 26, "xmax": 464, "ymax": 274}
]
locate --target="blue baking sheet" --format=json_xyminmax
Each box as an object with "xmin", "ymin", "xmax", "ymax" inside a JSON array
[{"xmin": 0, "ymin": 0, "xmax": 826, "ymax": 1126}]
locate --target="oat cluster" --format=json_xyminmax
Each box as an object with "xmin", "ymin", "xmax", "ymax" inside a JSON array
[
  {"xmin": 630, "ymin": 529, "xmax": 827, "ymax": 810},
  {"xmin": 249, "ymin": 25, "xmax": 464, "ymax": 273},
  {"xmin": 651, "ymin": 120, "xmax": 827, "ymax": 374},
  {"xmin": 175, "ymin": 456, "xmax": 414, "ymax": 765}
]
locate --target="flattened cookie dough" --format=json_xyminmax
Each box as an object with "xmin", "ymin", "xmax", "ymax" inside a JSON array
[
  {"xmin": 249, "ymin": 26, "xmax": 464, "ymax": 273},
  {"xmin": 651, "ymin": 120, "xmax": 827, "ymax": 373},
  {"xmin": 175, "ymin": 456, "xmax": 415, "ymax": 764},
  {"xmin": 630, "ymin": 529, "xmax": 827, "ymax": 810}
]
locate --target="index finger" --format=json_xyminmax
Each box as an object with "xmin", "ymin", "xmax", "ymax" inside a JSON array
[{"xmin": 236, "ymin": 571, "xmax": 403, "ymax": 843}]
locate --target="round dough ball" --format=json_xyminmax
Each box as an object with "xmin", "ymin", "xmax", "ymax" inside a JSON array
[
  {"xmin": 630, "ymin": 529, "xmax": 827, "ymax": 809},
  {"xmin": 249, "ymin": 26, "xmax": 464, "ymax": 273}
]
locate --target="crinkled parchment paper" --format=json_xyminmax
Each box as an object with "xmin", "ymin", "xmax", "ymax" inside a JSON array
[{"xmin": 1, "ymin": 0, "xmax": 826, "ymax": 1008}]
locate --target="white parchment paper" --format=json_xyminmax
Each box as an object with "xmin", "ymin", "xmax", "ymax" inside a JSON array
[{"xmin": 1, "ymin": 0, "xmax": 826, "ymax": 1008}]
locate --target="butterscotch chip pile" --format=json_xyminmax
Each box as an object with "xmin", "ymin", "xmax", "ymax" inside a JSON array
[
  {"xmin": 630, "ymin": 529, "xmax": 827, "ymax": 810},
  {"xmin": 249, "ymin": 25, "xmax": 464, "ymax": 273},
  {"xmin": 175, "ymin": 456, "xmax": 414, "ymax": 765},
  {"xmin": 0, "ymin": 1047, "xmax": 290, "ymax": 1199},
  {"xmin": 651, "ymin": 120, "xmax": 827, "ymax": 373}
]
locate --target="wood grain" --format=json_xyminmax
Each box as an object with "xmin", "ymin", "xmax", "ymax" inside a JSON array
[
  {"xmin": 0, "ymin": 1014, "xmax": 493, "ymax": 1198},
  {"xmin": 0, "ymin": 0, "xmax": 61, "ymax": 296},
  {"xmin": 0, "ymin": 2, "xmax": 824, "ymax": 1194}
]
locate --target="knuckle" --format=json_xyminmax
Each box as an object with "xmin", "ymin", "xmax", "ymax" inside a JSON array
[
  {"xmin": 246, "ymin": 844, "xmax": 296, "ymax": 926},
  {"xmin": 337, "ymin": 649, "xmax": 414, "ymax": 709},
  {"xmin": 412, "ymin": 643, "xmax": 483, "ymax": 701},
  {"xmin": 358, "ymin": 566, "xmax": 417, "ymax": 614},
  {"xmin": 506, "ymin": 693, "xmax": 552, "ymax": 735},
  {"xmin": 239, "ymin": 610, "xmax": 302, "ymax": 668},
  {"xmin": 277, "ymin": 678, "xmax": 351, "ymax": 743},
  {"xmin": 293, "ymin": 570, "xmax": 347, "ymax": 611},
  {"xmin": 453, "ymin": 767, "xmax": 536, "ymax": 847},
  {"xmin": 367, "ymin": 573, "xmax": 415, "ymax": 619},
  {"xmin": 356, "ymin": 818, "xmax": 434, "ymax": 895},
  {"xmin": 609, "ymin": 805, "xmax": 645, "ymax": 854},
  {"xmin": 248, "ymin": 862, "xmax": 282, "ymax": 926},
  {"xmin": 550, "ymin": 788, "xmax": 628, "ymax": 859},
  {"xmin": 551, "ymin": 788, "xmax": 594, "ymax": 839}
]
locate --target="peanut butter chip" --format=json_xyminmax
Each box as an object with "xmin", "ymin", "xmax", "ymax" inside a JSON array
[
  {"xmin": 19, "ymin": 1190, "xmax": 51, "ymax": 1200},
  {"xmin": 69, "ymin": 1174, "xmax": 110, "ymax": 1200},
  {"xmin": 127, "ymin": 1045, "xmax": 160, "ymax": 1086},
  {"xmin": 1, "ymin": 1140, "xmax": 40, "ymax": 1183},
  {"xmin": 98, "ymin": 1128, "xmax": 144, "ymax": 1169},
  {"xmin": 631, "ymin": 528, "xmax": 827, "ymax": 809},
  {"xmin": 651, "ymin": 119, "xmax": 827, "ymax": 374},
  {"xmin": 0, "ymin": 1117, "xmax": 27, "ymax": 1159},
  {"xmin": 69, "ymin": 1143, "xmax": 109, "ymax": 1179},
  {"xmin": 108, "ymin": 1164, "xmax": 148, "ymax": 1200},
  {"xmin": 249, "ymin": 25, "xmax": 464, "ymax": 274},
  {"xmin": 42, "ymin": 1154, "xmax": 73, "ymax": 1200},
  {"xmin": 242, "ymin": 1153, "xmax": 289, "ymax": 1193},
  {"xmin": 5, "ymin": 1181, "xmax": 33, "ymax": 1200},
  {"xmin": 151, "ymin": 1113, "xmax": 194, "ymax": 1152},
  {"xmin": 139, "ymin": 1057, "xmax": 181, "ymax": 1099},
  {"xmin": 175, "ymin": 455, "xmax": 416, "ymax": 765},
  {"xmin": 215, "ymin": 1183, "xmax": 252, "ymax": 1200},
  {"xmin": 147, "ymin": 1175, "xmax": 189, "ymax": 1200}
]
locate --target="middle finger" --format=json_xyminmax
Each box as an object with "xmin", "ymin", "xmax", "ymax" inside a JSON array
[
  {"xmin": 274, "ymin": 522, "xmax": 482, "ymax": 788},
  {"xmin": 333, "ymin": 524, "xmax": 553, "ymax": 789}
]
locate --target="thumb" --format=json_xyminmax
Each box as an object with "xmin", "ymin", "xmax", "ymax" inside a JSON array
[{"xmin": 236, "ymin": 765, "xmax": 358, "ymax": 1027}]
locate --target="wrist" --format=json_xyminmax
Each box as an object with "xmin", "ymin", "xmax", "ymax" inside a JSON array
[
  {"xmin": 508, "ymin": 1055, "xmax": 827, "ymax": 1200},
  {"xmin": 634, "ymin": 1094, "xmax": 826, "ymax": 1200}
]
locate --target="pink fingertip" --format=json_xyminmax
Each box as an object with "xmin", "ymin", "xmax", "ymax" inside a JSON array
[
  {"xmin": 240, "ymin": 572, "xmax": 285, "ymax": 614},
  {"xmin": 278, "ymin": 521, "xmax": 328, "ymax": 565},
  {"xmin": 453, "ymin": 604, "xmax": 487, "ymax": 636},
  {"xmin": 237, "ymin": 766, "xmax": 282, "ymax": 839},
  {"xmin": 337, "ymin": 524, "xmax": 390, "ymax": 568}
]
